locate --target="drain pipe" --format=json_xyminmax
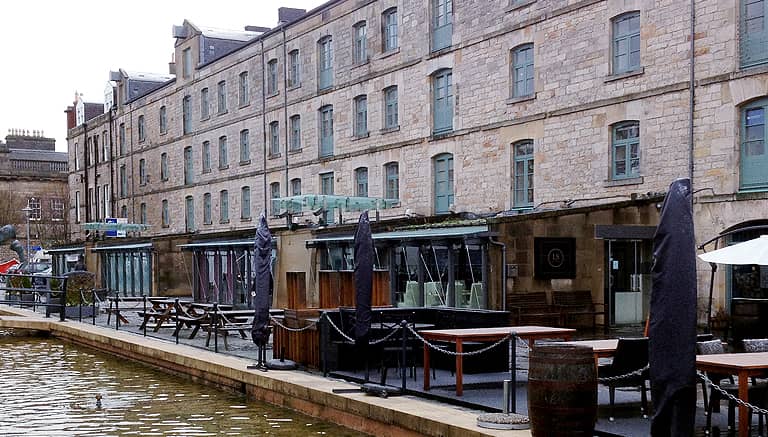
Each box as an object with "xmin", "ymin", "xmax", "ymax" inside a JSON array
[
  {"xmin": 688, "ymin": 0, "xmax": 695, "ymax": 188},
  {"xmin": 488, "ymin": 237, "xmax": 507, "ymax": 311},
  {"xmin": 260, "ymin": 39, "xmax": 268, "ymax": 212}
]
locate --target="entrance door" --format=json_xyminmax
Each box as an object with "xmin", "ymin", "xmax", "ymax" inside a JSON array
[{"xmin": 605, "ymin": 239, "xmax": 652, "ymax": 325}]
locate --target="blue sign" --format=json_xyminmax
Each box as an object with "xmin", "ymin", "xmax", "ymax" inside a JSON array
[{"xmin": 105, "ymin": 218, "xmax": 117, "ymax": 237}]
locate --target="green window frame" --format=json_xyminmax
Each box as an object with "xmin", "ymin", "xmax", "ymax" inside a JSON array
[
  {"xmin": 185, "ymin": 196, "xmax": 195, "ymax": 232},
  {"xmin": 319, "ymin": 105, "xmax": 334, "ymax": 157},
  {"xmin": 355, "ymin": 167, "xmax": 368, "ymax": 197},
  {"xmin": 137, "ymin": 115, "xmax": 145, "ymax": 142},
  {"xmin": 240, "ymin": 129, "xmax": 250, "ymax": 163},
  {"xmin": 161, "ymin": 152, "xmax": 169, "ymax": 181},
  {"xmin": 384, "ymin": 86, "xmax": 398, "ymax": 129},
  {"xmin": 290, "ymin": 115, "xmax": 301, "ymax": 151},
  {"xmin": 432, "ymin": 0, "xmax": 453, "ymax": 52},
  {"xmin": 202, "ymin": 141, "xmax": 211, "ymax": 173},
  {"xmin": 182, "ymin": 95, "xmax": 192, "ymax": 134},
  {"xmin": 354, "ymin": 95, "xmax": 368, "ymax": 137},
  {"xmin": 612, "ymin": 121, "xmax": 640, "ymax": 179},
  {"xmin": 383, "ymin": 8, "xmax": 398, "ymax": 52},
  {"xmin": 354, "ymin": 21, "xmax": 367, "ymax": 64},
  {"xmin": 513, "ymin": 140, "xmax": 534, "ymax": 208},
  {"xmin": 291, "ymin": 178, "xmax": 302, "ymax": 196},
  {"xmin": 268, "ymin": 60, "xmax": 278, "ymax": 94},
  {"xmin": 288, "ymin": 50, "xmax": 300, "ymax": 87},
  {"xmin": 161, "ymin": 199, "xmax": 169, "ymax": 227},
  {"xmin": 433, "ymin": 69, "xmax": 453, "ymax": 134},
  {"xmin": 318, "ymin": 37, "xmax": 333, "ymax": 90},
  {"xmin": 139, "ymin": 159, "xmax": 147, "ymax": 185},
  {"xmin": 434, "ymin": 153, "xmax": 454, "ymax": 214},
  {"xmin": 140, "ymin": 203, "xmax": 147, "ymax": 224},
  {"xmin": 270, "ymin": 182, "xmax": 280, "ymax": 216},
  {"xmin": 385, "ymin": 162, "xmax": 399, "ymax": 200},
  {"xmin": 320, "ymin": 172, "xmax": 334, "ymax": 223},
  {"xmin": 203, "ymin": 192, "xmax": 212, "ymax": 224},
  {"xmin": 239, "ymin": 71, "xmax": 249, "ymax": 106},
  {"xmin": 201, "ymin": 88, "xmax": 210, "ymax": 119},
  {"xmin": 270, "ymin": 122, "xmax": 280, "ymax": 156},
  {"xmin": 183, "ymin": 147, "xmax": 193, "ymax": 185},
  {"xmin": 159, "ymin": 106, "xmax": 167, "ymax": 134},
  {"xmin": 119, "ymin": 123, "xmax": 126, "ymax": 155},
  {"xmin": 218, "ymin": 136, "xmax": 228, "ymax": 168},
  {"xmin": 741, "ymin": 0, "xmax": 768, "ymax": 67},
  {"xmin": 220, "ymin": 190, "xmax": 229, "ymax": 223},
  {"xmin": 741, "ymin": 99, "xmax": 768, "ymax": 190},
  {"xmin": 217, "ymin": 80, "xmax": 227, "ymax": 114},
  {"xmin": 241, "ymin": 186, "xmax": 251, "ymax": 219},
  {"xmin": 119, "ymin": 165, "xmax": 127, "ymax": 198},
  {"xmin": 612, "ymin": 12, "xmax": 641, "ymax": 74},
  {"xmin": 512, "ymin": 44, "xmax": 534, "ymax": 98}
]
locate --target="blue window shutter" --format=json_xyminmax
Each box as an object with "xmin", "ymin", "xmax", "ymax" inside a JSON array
[
  {"xmin": 432, "ymin": 0, "xmax": 453, "ymax": 51},
  {"xmin": 434, "ymin": 153, "xmax": 454, "ymax": 214},
  {"xmin": 741, "ymin": 100, "xmax": 768, "ymax": 189},
  {"xmin": 741, "ymin": 0, "xmax": 768, "ymax": 67}
]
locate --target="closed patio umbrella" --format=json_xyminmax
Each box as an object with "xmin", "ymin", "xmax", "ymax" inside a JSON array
[
  {"xmin": 354, "ymin": 211, "xmax": 373, "ymax": 364},
  {"xmin": 649, "ymin": 178, "xmax": 697, "ymax": 436},
  {"xmin": 249, "ymin": 213, "xmax": 273, "ymax": 370}
]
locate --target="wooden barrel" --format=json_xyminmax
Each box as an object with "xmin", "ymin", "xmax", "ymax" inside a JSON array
[{"xmin": 528, "ymin": 343, "xmax": 597, "ymax": 437}]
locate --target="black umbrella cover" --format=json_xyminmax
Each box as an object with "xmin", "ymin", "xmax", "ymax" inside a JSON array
[
  {"xmin": 649, "ymin": 178, "xmax": 697, "ymax": 436},
  {"xmin": 251, "ymin": 213, "xmax": 273, "ymax": 346},
  {"xmin": 354, "ymin": 211, "xmax": 373, "ymax": 345}
]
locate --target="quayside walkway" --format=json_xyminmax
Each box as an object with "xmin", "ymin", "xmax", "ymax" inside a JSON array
[{"xmin": 0, "ymin": 306, "xmax": 528, "ymax": 437}]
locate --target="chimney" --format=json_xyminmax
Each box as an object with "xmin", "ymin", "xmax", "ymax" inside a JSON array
[
  {"xmin": 65, "ymin": 106, "xmax": 76, "ymax": 131},
  {"xmin": 277, "ymin": 7, "xmax": 306, "ymax": 26}
]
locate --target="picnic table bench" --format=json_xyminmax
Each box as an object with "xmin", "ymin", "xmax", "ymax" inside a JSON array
[
  {"xmin": 508, "ymin": 292, "xmax": 561, "ymax": 326},
  {"xmin": 203, "ymin": 310, "xmax": 258, "ymax": 350},
  {"xmin": 552, "ymin": 290, "xmax": 604, "ymax": 330}
]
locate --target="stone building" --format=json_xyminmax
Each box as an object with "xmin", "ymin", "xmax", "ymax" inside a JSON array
[
  {"xmin": 0, "ymin": 130, "xmax": 68, "ymax": 262},
  {"xmin": 65, "ymin": 1, "xmax": 768, "ymax": 328}
]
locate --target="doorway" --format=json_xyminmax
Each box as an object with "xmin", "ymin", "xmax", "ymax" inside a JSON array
[{"xmin": 605, "ymin": 239, "xmax": 652, "ymax": 325}]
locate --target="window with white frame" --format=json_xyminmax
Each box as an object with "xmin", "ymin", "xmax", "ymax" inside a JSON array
[
  {"xmin": 28, "ymin": 198, "xmax": 41, "ymax": 220},
  {"xmin": 51, "ymin": 198, "xmax": 64, "ymax": 221}
]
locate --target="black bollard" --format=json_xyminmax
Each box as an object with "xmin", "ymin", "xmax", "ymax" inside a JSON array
[
  {"xmin": 213, "ymin": 303, "xmax": 219, "ymax": 353},
  {"xmin": 401, "ymin": 320, "xmax": 407, "ymax": 392},
  {"xmin": 174, "ymin": 298, "xmax": 180, "ymax": 344}
]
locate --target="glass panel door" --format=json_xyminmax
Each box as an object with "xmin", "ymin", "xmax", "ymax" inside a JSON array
[{"xmin": 606, "ymin": 239, "xmax": 652, "ymax": 325}]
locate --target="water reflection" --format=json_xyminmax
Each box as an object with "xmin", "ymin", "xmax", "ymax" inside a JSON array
[{"xmin": 0, "ymin": 330, "xmax": 365, "ymax": 436}]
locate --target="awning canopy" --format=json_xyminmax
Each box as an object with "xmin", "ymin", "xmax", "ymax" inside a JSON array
[
  {"xmin": 83, "ymin": 222, "xmax": 150, "ymax": 232},
  {"xmin": 46, "ymin": 246, "xmax": 85, "ymax": 254},
  {"xmin": 305, "ymin": 225, "xmax": 492, "ymax": 248},
  {"xmin": 272, "ymin": 194, "xmax": 398, "ymax": 215},
  {"xmin": 699, "ymin": 235, "xmax": 768, "ymax": 266},
  {"xmin": 91, "ymin": 243, "xmax": 153, "ymax": 252},
  {"xmin": 178, "ymin": 239, "xmax": 254, "ymax": 249}
]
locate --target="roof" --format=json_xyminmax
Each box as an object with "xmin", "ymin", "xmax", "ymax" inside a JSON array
[
  {"xmin": 122, "ymin": 70, "xmax": 175, "ymax": 82},
  {"xmin": 198, "ymin": 26, "xmax": 260, "ymax": 41},
  {"xmin": 305, "ymin": 225, "xmax": 493, "ymax": 247},
  {"xmin": 91, "ymin": 243, "xmax": 153, "ymax": 252},
  {"xmin": 9, "ymin": 149, "xmax": 67, "ymax": 162}
]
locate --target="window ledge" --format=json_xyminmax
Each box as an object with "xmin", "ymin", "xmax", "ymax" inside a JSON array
[
  {"xmin": 204, "ymin": 221, "xmax": 212, "ymax": 226},
  {"xmin": 505, "ymin": 0, "xmax": 536, "ymax": 13},
  {"xmin": 736, "ymin": 62, "xmax": 768, "ymax": 78},
  {"xmin": 202, "ymin": 169, "xmax": 211, "ymax": 174},
  {"xmin": 429, "ymin": 45, "xmax": 455, "ymax": 58},
  {"xmin": 430, "ymin": 130, "xmax": 454, "ymax": 141},
  {"xmin": 162, "ymin": 224, "xmax": 169, "ymax": 229},
  {"xmin": 288, "ymin": 148, "xmax": 302, "ymax": 155},
  {"xmin": 352, "ymin": 59, "xmax": 370, "ymax": 69},
  {"xmin": 240, "ymin": 217, "xmax": 253, "ymax": 222},
  {"xmin": 217, "ymin": 110, "xmax": 228, "ymax": 116},
  {"xmin": 287, "ymin": 83, "xmax": 301, "ymax": 91},
  {"xmin": 161, "ymin": 177, "xmax": 169, "ymax": 182},
  {"xmin": 604, "ymin": 67, "xmax": 644, "ymax": 83},
  {"xmin": 219, "ymin": 165, "xmax": 229, "ymax": 170},
  {"xmin": 380, "ymin": 125, "xmax": 400, "ymax": 134},
  {"xmin": 239, "ymin": 102, "xmax": 251, "ymax": 109},
  {"xmin": 318, "ymin": 85, "xmax": 334, "ymax": 94},
  {"xmin": 159, "ymin": 130, "xmax": 167, "ymax": 136},
  {"xmin": 319, "ymin": 153, "xmax": 334, "ymax": 160},
  {"xmin": 603, "ymin": 176, "xmax": 643, "ymax": 187},
  {"xmin": 377, "ymin": 47, "xmax": 400, "ymax": 60},
  {"xmin": 267, "ymin": 91, "xmax": 280, "ymax": 99},
  {"xmin": 735, "ymin": 188, "xmax": 768, "ymax": 200},
  {"xmin": 200, "ymin": 116, "xmax": 210, "ymax": 122},
  {"xmin": 352, "ymin": 132, "xmax": 370, "ymax": 140},
  {"xmin": 239, "ymin": 159, "xmax": 251, "ymax": 166},
  {"xmin": 220, "ymin": 220, "xmax": 230, "ymax": 224},
  {"xmin": 506, "ymin": 94, "xmax": 536, "ymax": 105},
  {"xmin": 269, "ymin": 153, "xmax": 282, "ymax": 159}
]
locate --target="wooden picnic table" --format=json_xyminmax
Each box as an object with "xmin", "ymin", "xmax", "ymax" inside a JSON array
[
  {"xmin": 138, "ymin": 298, "xmax": 194, "ymax": 332},
  {"xmin": 420, "ymin": 326, "xmax": 576, "ymax": 396},
  {"xmin": 696, "ymin": 351, "xmax": 768, "ymax": 437},
  {"xmin": 106, "ymin": 295, "xmax": 168, "ymax": 325}
]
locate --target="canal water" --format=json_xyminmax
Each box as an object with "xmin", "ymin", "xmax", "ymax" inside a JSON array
[{"xmin": 0, "ymin": 329, "xmax": 366, "ymax": 436}]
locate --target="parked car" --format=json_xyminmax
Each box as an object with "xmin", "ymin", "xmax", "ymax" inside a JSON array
[{"xmin": 16, "ymin": 262, "xmax": 53, "ymax": 289}]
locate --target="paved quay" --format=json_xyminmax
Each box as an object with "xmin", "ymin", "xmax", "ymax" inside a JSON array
[{"xmin": 0, "ymin": 305, "xmax": 530, "ymax": 437}]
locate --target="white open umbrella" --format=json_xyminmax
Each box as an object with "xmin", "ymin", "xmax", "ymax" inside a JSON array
[{"xmin": 698, "ymin": 235, "xmax": 768, "ymax": 266}]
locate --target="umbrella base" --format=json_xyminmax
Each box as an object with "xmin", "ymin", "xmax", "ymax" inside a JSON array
[{"xmin": 266, "ymin": 358, "xmax": 297, "ymax": 370}]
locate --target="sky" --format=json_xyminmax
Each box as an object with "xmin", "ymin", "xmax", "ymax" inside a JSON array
[{"xmin": 0, "ymin": 0, "xmax": 328, "ymax": 152}]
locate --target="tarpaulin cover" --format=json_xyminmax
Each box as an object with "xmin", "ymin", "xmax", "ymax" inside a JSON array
[
  {"xmin": 649, "ymin": 178, "xmax": 697, "ymax": 436},
  {"xmin": 354, "ymin": 211, "xmax": 373, "ymax": 346},
  {"xmin": 251, "ymin": 213, "xmax": 273, "ymax": 346}
]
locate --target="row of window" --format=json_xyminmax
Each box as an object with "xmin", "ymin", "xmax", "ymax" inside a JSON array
[{"xmin": 25, "ymin": 197, "xmax": 65, "ymax": 221}]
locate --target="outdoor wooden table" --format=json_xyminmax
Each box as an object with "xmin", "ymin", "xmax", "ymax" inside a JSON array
[
  {"xmin": 107, "ymin": 296, "xmax": 164, "ymax": 325},
  {"xmin": 696, "ymin": 351, "xmax": 768, "ymax": 437},
  {"xmin": 562, "ymin": 339, "xmax": 619, "ymax": 368},
  {"xmin": 138, "ymin": 299, "xmax": 193, "ymax": 332},
  {"xmin": 420, "ymin": 326, "xmax": 576, "ymax": 396},
  {"xmin": 204, "ymin": 309, "xmax": 256, "ymax": 349}
]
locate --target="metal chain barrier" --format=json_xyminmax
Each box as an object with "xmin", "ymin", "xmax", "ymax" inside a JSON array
[
  {"xmin": 269, "ymin": 315, "xmax": 318, "ymax": 332},
  {"xmin": 698, "ymin": 371, "xmax": 768, "ymax": 416},
  {"xmin": 596, "ymin": 364, "xmax": 649, "ymax": 383},
  {"xmin": 369, "ymin": 325, "xmax": 401, "ymax": 345},
  {"xmin": 407, "ymin": 325, "xmax": 512, "ymax": 356},
  {"xmin": 322, "ymin": 313, "xmax": 355, "ymax": 343}
]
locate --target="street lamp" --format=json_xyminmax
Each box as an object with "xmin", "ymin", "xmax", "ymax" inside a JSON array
[{"xmin": 21, "ymin": 204, "xmax": 32, "ymax": 264}]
